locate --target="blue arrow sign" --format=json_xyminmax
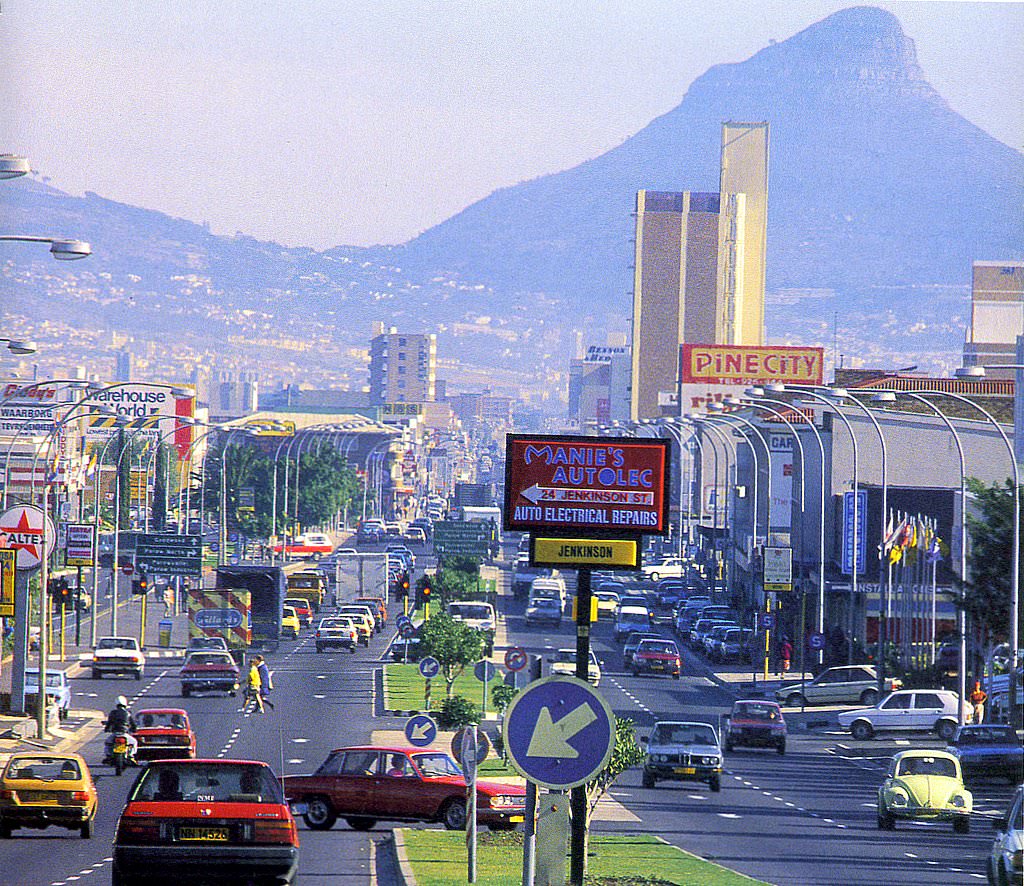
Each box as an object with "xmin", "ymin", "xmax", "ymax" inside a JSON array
[
  {"xmin": 399, "ymin": 621, "xmax": 417, "ymax": 639},
  {"xmin": 474, "ymin": 660, "xmax": 497, "ymax": 682},
  {"xmin": 404, "ymin": 714, "xmax": 437, "ymax": 747},
  {"xmin": 504, "ymin": 646, "xmax": 528, "ymax": 672},
  {"xmin": 194, "ymin": 608, "xmax": 243, "ymax": 629},
  {"xmin": 418, "ymin": 656, "xmax": 440, "ymax": 680},
  {"xmin": 396, "ymin": 614, "xmax": 412, "ymax": 629},
  {"xmin": 503, "ymin": 675, "xmax": 616, "ymax": 790}
]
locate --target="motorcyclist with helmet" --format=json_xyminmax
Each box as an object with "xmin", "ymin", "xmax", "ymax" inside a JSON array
[{"xmin": 103, "ymin": 695, "xmax": 139, "ymax": 765}]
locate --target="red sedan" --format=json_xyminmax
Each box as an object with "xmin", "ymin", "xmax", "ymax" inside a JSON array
[
  {"xmin": 133, "ymin": 709, "xmax": 197, "ymax": 760},
  {"xmin": 280, "ymin": 745, "xmax": 525, "ymax": 832}
]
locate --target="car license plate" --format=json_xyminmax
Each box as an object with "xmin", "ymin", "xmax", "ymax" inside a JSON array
[
  {"xmin": 652, "ymin": 663, "xmax": 664, "ymax": 670},
  {"xmin": 675, "ymin": 767, "xmax": 696, "ymax": 775},
  {"xmin": 19, "ymin": 790, "xmax": 58, "ymax": 803},
  {"xmin": 289, "ymin": 802, "xmax": 308, "ymax": 815},
  {"xmin": 179, "ymin": 826, "xmax": 229, "ymax": 841},
  {"xmin": 509, "ymin": 816, "xmax": 524, "ymax": 823}
]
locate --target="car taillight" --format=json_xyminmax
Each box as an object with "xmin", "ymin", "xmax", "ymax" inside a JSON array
[
  {"xmin": 253, "ymin": 818, "xmax": 299, "ymax": 846},
  {"xmin": 315, "ymin": 630, "xmax": 321, "ymax": 637},
  {"xmin": 0, "ymin": 789, "xmax": 13, "ymax": 800},
  {"xmin": 117, "ymin": 817, "xmax": 163, "ymax": 844},
  {"xmin": 70, "ymin": 791, "xmax": 91, "ymax": 803}
]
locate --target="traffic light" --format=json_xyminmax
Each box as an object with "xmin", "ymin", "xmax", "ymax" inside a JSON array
[
  {"xmin": 401, "ymin": 572, "xmax": 410, "ymax": 597},
  {"xmin": 131, "ymin": 573, "xmax": 150, "ymax": 596},
  {"xmin": 48, "ymin": 577, "xmax": 71, "ymax": 606},
  {"xmin": 420, "ymin": 581, "xmax": 431, "ymax": 606}
]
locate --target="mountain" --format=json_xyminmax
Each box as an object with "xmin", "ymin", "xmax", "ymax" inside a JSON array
[
  {"xmin": 380, "ymin": 6, "xmax": 1023, "ymax": 310},
  {"xmin": 3, "ymin": 6, "xmax": 1022, "ymax": 393}
]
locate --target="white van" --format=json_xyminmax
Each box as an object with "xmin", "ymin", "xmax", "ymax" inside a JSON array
[
  {"xmin": 530, "ymin": 576, "xmax": 567, "ymax": 610},
  {"xmin": 447, "ymin": 601, "xmax": 496, "ymax": 634}
]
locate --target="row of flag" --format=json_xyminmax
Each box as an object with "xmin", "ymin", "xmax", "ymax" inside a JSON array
[{"xmin": 880, "ymin": 512, "xmax": 945, "ymax": 566}]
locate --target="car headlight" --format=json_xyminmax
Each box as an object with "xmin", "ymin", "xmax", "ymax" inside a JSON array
[
  {"xmin": 890, "ymin": 787, "xmax": 909, "ymax": 806},
  {"xmin": 702, "ymin": 756, "xmax": 720, "ymax": 766},
  {"xmin": 654, "ymin": 754, "xmax": 668, "ymax": 763},
  {"xmin": 488, "ymin": 794, "xmax": 522, "ymax": 809}
]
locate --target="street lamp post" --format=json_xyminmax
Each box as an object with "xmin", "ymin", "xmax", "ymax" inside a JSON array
[{"xmin": 0, "ymin": 235, "xmax": 91, "ymax": 260}]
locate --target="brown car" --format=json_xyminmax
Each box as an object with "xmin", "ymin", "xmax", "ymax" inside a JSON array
[{"xmin": 280, "ymin": 745, "xmax": 525, "ymax": 832}]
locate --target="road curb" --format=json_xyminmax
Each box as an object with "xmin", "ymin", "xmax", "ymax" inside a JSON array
[{"xmin": 390, "ymin": 828, "xmax": 417, "ymax": 886}]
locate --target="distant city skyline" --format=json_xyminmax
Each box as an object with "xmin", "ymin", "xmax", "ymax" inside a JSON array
[{"xmin": 1, "ymin": 1, "xmax": 1021, "ymax": 250}]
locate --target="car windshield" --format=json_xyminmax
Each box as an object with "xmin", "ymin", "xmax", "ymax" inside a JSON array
[
  {"xmin": 186, "ymin": 653, "xmax": 233, "ymax": 666},
  {"xmin": 957, "ymin": 726, "xmax": 1017, "ymax": 744},
  {"xmin": 97, "ymin": 638, "xmax": 136, "ymax": 650},
  {"xmin": 131, "ymin": 763, "xmax": 284, "ymax": 803},
  {"xmin": 6, "ymin": 757, "xmax": 82, "ymax": 780},
  {"xmin": 136, "ymin": 712, "xmax": 187, "ymax": 729},
  {"xmin": 25, "ymin": 671, "xmax": 64, "ymax": 688},
  {"xmin": 532, "ymin": 598, "xmax": 560, "ymax": 609},
  {"xmin": 639, "ymin": 641, "xmax": 677, "ymax": 655},
  {"xmin": 189, "ymin": 639, "xmax": 225, "ymax": 649},
  {"xmin": 652, "ymin": 724, "xmax": 717, "ymax": 746},
  {"xmin": 449, "ymin": 605, "xmax": 491, "ymax": 620},
  {"xmin": 733, "ymin": 703, "xmax": 780, "ymax": 720},
  {"xmin": 897, "ymin": 756, "xmax": 957, "ymax": 778},
  {"xmin": 412, "ymin": 753, "xmax": 463, "ymax": 778}
]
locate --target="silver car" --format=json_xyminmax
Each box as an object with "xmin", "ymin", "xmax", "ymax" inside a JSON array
[{"xmin": 775, "ymin": 665, "xmax": 902, "ymax": 708}]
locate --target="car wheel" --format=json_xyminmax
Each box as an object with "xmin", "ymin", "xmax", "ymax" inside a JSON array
[
  {"xmin": 181, "ymin": 687, "xmax": 190, "ymax": 698},
  {"xmin": 316, "ymin": 645, "xmax": 322, "ymax": 653},
  {"xmin": 672, "ymin": 672, "xmax": 680, "ymax": 680},
  {"xmin": 441, "ymin": 798, "xmax": 467, "ymax": 830},
  {"xmin": 877, "ymin": 808, "xmax": 895, "ymax": 830},
  {"xmin": 709, "ymin": 774, "xmax": 721, "ymax": 793},
  {"xmin": 850, "ymin": 720, "xmax": 874, "ymax": 741},
  {"xmin": 348, "ymin": 646, "xmax": 357, "ymax": 654},
  {"xmin": 784, "ymin": 694, "xmax": 805, "ymax": 707},
  {"xmin": 135, "ymin": 671, "xmax": 142, "ymax": 682},
  {"xmin": 860, "ymin": 688, "xmax": 879, "ymax": 705},
  {"xmin": 81, "ymin": 818, "xmax": 94, "ymax": 839},
  {"xmin": 776, "ymin": 740, "xmax": 786, "ymax": 755},
  {"xmin": 59, "ymin": 707, "xmax": 68, "ymax": 721},
  {"xmin": 345, "ymin": 817, "xmax": 376, "ymax": 831},
  {"xmin": 936, "ymin": 720, "xmax": 957, "ymax": 742},
  {"xmin": 953, "ymin": 815, "xmax": 970, "ymax": 834},
  {"xmin": 642, "ymin": 772, "xmax": 655, "ymax": 789},
  {"xmin": 302, "ymin": 797, "xmax": 337, "ymax": 831}
]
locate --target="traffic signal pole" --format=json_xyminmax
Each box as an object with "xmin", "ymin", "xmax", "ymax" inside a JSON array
[{"xmin": 569, "ymin": 566, "xmax": 592, "ymax": 886}]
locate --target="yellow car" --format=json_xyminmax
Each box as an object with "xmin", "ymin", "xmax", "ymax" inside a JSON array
[
  {"xmin": 594, "ymin": 591, "xmax": 620, "ymax": 620},
  {"xmin": 877, "ymin": 749, "xmax": 973, "ymax": 833},
  {"xmin": 281, "ymin": 605, "xmax": 301, "ymax": 639},
  {"xmin": 337, "ymin": 607, "xmax": 374, "ymax": 645},
  {"xmin": 0, "ymin": 752, "xmax": 98, "ymax": 839}
]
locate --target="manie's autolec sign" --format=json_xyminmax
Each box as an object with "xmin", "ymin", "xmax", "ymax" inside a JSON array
[{"xmin": 504, "ymin": 434, "xmax": 670, "ymax": 536}]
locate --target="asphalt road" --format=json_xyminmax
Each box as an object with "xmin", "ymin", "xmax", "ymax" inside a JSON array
[{"xmin": 503, "ymin": 575, "xmax": 1018, "ymax": 886}]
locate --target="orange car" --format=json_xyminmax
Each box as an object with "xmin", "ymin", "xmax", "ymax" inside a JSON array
[
  {"xmin": 0, "ymin": 752, "xmax": 98, "ymax": 839},
  {"xmin": 133, "ymin": 708, "xmax": 198, "ymax": 760}
]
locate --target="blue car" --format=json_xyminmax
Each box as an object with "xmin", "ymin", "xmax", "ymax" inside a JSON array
[
  {"xmin": 654, "ymin": 579, "xmax": 686, "ymax": 608},
  {"xmin": 947, "ymin": 724, "xmax": 1024, "ymax": 785}
]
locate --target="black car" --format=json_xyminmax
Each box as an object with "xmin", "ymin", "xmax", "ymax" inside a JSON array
[{"xmin": 947, "ymin": 724, "xmax": 1024, "ymax": 784}]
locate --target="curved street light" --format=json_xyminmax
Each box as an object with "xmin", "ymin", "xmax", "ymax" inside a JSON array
[
  {"xmin": 0, "ymin": 154, "xmax": 31, "ymax": 179},
  {"xmin": 0, "ymin": 235, "xmax": 91, "ymax": 260},
  {"xmin": 0, "ymin": 338, "xmax": 37, "ymax": 356}
]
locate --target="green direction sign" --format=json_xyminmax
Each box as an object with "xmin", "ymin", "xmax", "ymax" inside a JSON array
[
  {"xmin": 135, "ymin": 533, "xmax": 203, "ymax": 577},
  {"xmin": 432, "ymin": 520, "xmax": 491, "ymax": 558}
]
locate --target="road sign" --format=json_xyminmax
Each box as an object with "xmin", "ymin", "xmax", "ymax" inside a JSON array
[
  {"xmin": 532, "ymin": 536, "xmax": 637, "ymax": 569},
  {"xmin": 65, "ymin": 523, "xmax": 96, "ymax": 567},
  {"xmin": 230, "ymin": 555, "xmax": 240, "ymax": 565},
  {"xmin": 0, "ymin": 549, "xmax": 15, "ymax": 618},
  {"xmin": 432, "ymin": 521, "xmax": 491, "ymax": 559},
  {"xmin": 419, "ymin": 656, "xmax": 440, "ymax": 680},
  {"xmin": 503, "ymin": 675, "xmax": 616, "ymax": 790},
  {"xmin": 452, "ymin": 726, "xmax": 491, "ymax": 774},
  {"xmin": 135, "ymin": 533, "xmax": 203, "ymax": 577},
  {"xmin": 504, "ymin": 646, "xmax": 528, "ymax": 672},
  {"xmin": 399, "ymin": 621, "xmax": 417, "ymax": 639},
  {"xmin": 474, "ymin": 660, "xmax": 497, "ymax": 682},
  {"xmin": 209, "ymin": 541, "xmax": 220, "ymax": 553},
  {"xmin": 763, "ymin": 546, "xmax": 793, "ymax": 592},
  {"xmin": 404, "ymin": 714, "xmax": 437, "ymax": 747},
  {"xmin": 0, "ymin": 505, "xmax": 56, "ymax": 570},
  {"xmin": 841, "ymin": 490, "xmax": 868, "ymax": 575},
  {"xmin": 194, "ymin": 608, "xmax": 244, "ymax": 629},
  {"xmin": 761, "ymin": 612, "xmax": 776, "ymax": 630},
  {"xmin": 121, "ymin": 563, "xmax": 134, "ymax": 575},
  {"xmin": 503, "ymin": 434, "xmax": 671, "ymax": 536},
  {"xmin": 396, "ymin": 614, "xmax": 412, "ymax": 629},
  {"xmin": 808, "ymin": 631, "xmax": 826, "ymax": 651}
]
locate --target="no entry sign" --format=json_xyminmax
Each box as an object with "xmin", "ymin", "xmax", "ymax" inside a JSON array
[{"xmin": 503, "ymin": 434, "xmax": 670, "ymax": 536}]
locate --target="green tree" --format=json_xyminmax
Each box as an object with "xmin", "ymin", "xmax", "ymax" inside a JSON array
[
  {"xmin": 116, "ymin": 429, "xmax": 131, "ymax": 530},
  {"xmin": 965, "ymin": 477, "xmax": 1022, "ymax": 642},
  {"xmin": 417, "ymin": 612, "xmax": 484, "ymax": 698}
]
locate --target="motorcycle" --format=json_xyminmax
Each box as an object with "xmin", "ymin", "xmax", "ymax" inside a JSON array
[{"xmin": 105, "ymin": 734, "xmax": 136, "ymax": 775}]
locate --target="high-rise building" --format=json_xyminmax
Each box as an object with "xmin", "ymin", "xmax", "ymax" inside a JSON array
[
  {"xmin": 368, "ymin": 328, "xmax": 437, "ymax": 405},
  {"xmin": 114, "ymin": 349, "xmax": 134, "ymax": 383},
  {"xmin": 962, "ymin": 261, "xmax": 1024, "ymax": 380},
  {"xmin": 629, "ymin": 122, "xmax": 769, "ymax": 420}
]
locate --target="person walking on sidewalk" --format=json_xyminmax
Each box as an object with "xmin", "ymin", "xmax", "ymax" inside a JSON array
[
  {"xmin": 970, "ymin": 680, "xmax": 987, "ymax": 723},
  {"xmin": 245, "ymin": 658, "xmax": 264, "ymax": 714},
  {"xmin": 254, "ymin": 654, "xmax": 274, "ymax": 710},
  {"xmin": 780, "ymin": 637, "xmax": 793, "ymax": 676}
]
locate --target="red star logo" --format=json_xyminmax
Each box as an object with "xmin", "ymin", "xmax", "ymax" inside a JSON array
[{"xmin": 0, "ymin": 508, "xmax": 45, "ymax": 568}]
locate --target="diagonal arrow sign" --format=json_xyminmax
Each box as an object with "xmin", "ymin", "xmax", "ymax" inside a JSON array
[
  {"xmin": 411, "ymin": 721, "xmax": 434, "ymax": 742},
  {"xmin": 525, "ymin": 703, "xmax": 597, "ymax": 759}
]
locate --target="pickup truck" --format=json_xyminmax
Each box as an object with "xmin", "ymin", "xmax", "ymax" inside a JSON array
[{"xmin": 91, "ymin": 636, "xmax": 146, "ymax": 681}]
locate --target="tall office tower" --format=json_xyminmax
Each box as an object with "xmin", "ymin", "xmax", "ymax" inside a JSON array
[
  {"xmin": 720, "ymin": 122, "xmax": 769, "ymax": 346},
  {"xmin": 368, "ymin": 328, "xmax": 437, "ymax": 405},
  {"xmin": 962, "ymin": 261, "xmax": 1024, "ymax": 380},
  {"xmin": 630, "ymin": 191, "xmax": 742, "ymax": 420},
  {"xmin": 114, "ymin": 349, "xmax": 134, "ymax": 383}
]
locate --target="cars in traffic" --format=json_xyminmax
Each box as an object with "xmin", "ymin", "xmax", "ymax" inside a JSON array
[
  {"xmin": 641, "ymin": 721, "xmax": 722, "ymax": 792},
  {"xmin": 23, "ymin": 668, "xmax": 72, "ymax": 720},
  {"xmin": 185, "ymin": 636, "xmax": 230, "ymax": 654},
  {"xmin": 946, "ymin": 724, "xmax": 1024, "ymax": 785},
  {"xmin": 112, "ymin": 759, "xmax": 299, "ymax": 885},
  {"xmin": 614, "ymin": 606, "xmax": 652, "ymax": 641},
  {"xmin": 315, "ymin": 616, "xmax": 359, "ymax": 653},
  {"xmin": 354, "ymin": 596, "xmax": 388, "ymax": 629},
  {"xmin": 547, "ymin": 648, "xmax": 602, "ymax": 686},
  {"xmin": 640, "ymin": 557, "xmax": 686, "ymax": 581},
  {"xmin": 775, "ymin": 665, "xmax": 901, "ymax": 708},
  {"xmin": 0, "ymin": 753, "xmax": 98, "ymax": 839},
  {"xmin": 283, "ymin": 597, "xmax": 314, "ymax": 628},
  {"xmin": 92, "ymin": 636, "xmax": 146, "ymax": 680},
  {"xmin": 179, "ymin": 650, "xmax": 241, "ymax": 697},
  {"xmin": 132, "ymin": 709, "xmax": 197, "ymax": 760},
  {"xmin": 281, "ymin": 606, "xmax": 301, "ymax": 639},
  {"xmin": 987, "ymin": 784, "xmax": 1023, "ymax": 886},
  {"xmin": 837, "ymin": 689, "xmax": 969, "ymax": 741},
  {"xmin": 281, "ymin": 746, "xmax": 526, "ymax": 832},
  {"xmin": 273, "ymin": 531, "xmax": 333, "ymax": 560},
  {"xmin": 622, "ymin": 631, "xmax": 664, "ymax": 669},
  {"xmin": 525, "ymin": 596, "xmax": 563, "ymax": 627},
  {"xmin": 630, "ymin": 638, "xmax": 682, "ymax": 679},
  {"xmin": 337, "ymin": 605, "xmax": 376, "ymax": 642},
  {"xmin": 447, "ymin": 602, "xmax": 497, "ymax": 649},
  {"xmin": 877, "ymin": 749, "xmax": 973, "ymax": 833},
  {"xmin": 712, "ymin": 627, "xmax": 754, "ymax": 663},
  {"xmin": 593, "ymin": 590, "xmax": 620, "ymax": 619},
  {"xmin": 723, "ymin": 700, "xmax": 787, "ymax": 754}
]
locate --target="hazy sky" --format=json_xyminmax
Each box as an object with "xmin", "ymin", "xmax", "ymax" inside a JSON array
[{"xmin": 2, "ymin": 1, "xmax": 1021, "ymax": 250}]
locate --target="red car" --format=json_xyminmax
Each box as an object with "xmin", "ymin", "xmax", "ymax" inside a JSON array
[
  {"xmin": 724, "ymin": 699, "xmax": 788, "ymax": 755},
  {"xmin": 280, "ymin": 745, "xmax": 526, "ymax": 832},
  {"xmin": 284, "ymin": 597, "xmax": 314, "ymax": 628},
  {"xmin": 179, "ymin": 651, "xmax": 240, "ymax": 697},
  {"xmin": 112, "ymin": 759, "xmax": 299, "ymax": 886},
  {"xmin": 132, "ymin": 709, "xmax": 197, "ymax": 760},
  {"xmin": 630, "ymin": 638, "xmax": 682, "ymax": 679}
]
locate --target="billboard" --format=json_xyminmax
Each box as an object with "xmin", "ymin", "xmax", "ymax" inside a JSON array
[
  {"xmin": 680, "ymin": 345, "xmax": 824, "ymax": 386},
  {"xmin": 87, "ymin": 383, "xmax": 195, "ymax": 457},
  {"xmin": 504, "ymin": 434, "xmax": 671, "ymax": 536},
  {"xmin": 0, "ymin": 380, "xmax": 62, "ymax": 435}
]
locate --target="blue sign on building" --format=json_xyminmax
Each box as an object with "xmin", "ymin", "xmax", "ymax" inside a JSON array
[{"xmin": 841, "ymin": 489, "xmax": 868, "ymax": 575}]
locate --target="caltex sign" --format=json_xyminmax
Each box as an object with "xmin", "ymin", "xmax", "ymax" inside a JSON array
[{"xmin": 0, "ymin": 504, "xmax": 57, "ymax": 569}]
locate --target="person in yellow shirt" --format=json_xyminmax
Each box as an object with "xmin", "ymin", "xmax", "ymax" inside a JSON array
[{"xmin": 247, "ymin": 659, "xmax": 265, "ymax": 714}]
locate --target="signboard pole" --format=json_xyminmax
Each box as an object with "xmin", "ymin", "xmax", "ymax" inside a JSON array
[
  {"xmin": 521, "ymin": 654, "xmax": 542, "ymax": 886},
  {"xmin": 569, "ymin": 566, "xmax": 592, "ymax": 886},
  {"xmin": 10, "ymin": 570, "xmax": 30, "ymax": 713},
  {"xmin": 74, "ymin": 565, "xmax": 82, "ymax": 646},
  {"xmin": 466, "ymin": 723, "xmax": 478, "ymax": 884}
]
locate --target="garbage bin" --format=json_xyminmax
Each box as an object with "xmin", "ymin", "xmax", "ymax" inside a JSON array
[{"xmin": 158, "ymin": 618, "xmax": 173, "ymax": 648}]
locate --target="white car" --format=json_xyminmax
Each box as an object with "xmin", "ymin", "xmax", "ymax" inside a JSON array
[
  {"xmin": 547, "ymin": 648, "xmax": 602, "ymax": 686},
  {"xmin": 91, "ymin": 636, "xmax": 145, "ymax": 681},
  {"xmin": 24, "ymin": 668, "xmax": 72, "ymax": 720},
  {"xmin": 988, "ymin": 784, "xmax": 1023, "ymax": 886},
  {"xmin": 614, "ymin": 606, "xmax": 652, "ymax": 641},
  {"xmin": 640, "ymin": 558, "xmax": 686, "ymax": 581},
  {"xmin": 837, "ymin": 689, "xmax": 969, "ymax": 741}
]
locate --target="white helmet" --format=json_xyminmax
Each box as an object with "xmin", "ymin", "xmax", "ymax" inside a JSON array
[{"xmin": 116, "ymin": 695, "xmax": 128, "ymax": 708}]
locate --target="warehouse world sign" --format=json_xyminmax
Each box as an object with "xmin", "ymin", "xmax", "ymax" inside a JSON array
[{"xmin": 503, "ymin": 434, "xmax": 670, "ymax": 536}]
